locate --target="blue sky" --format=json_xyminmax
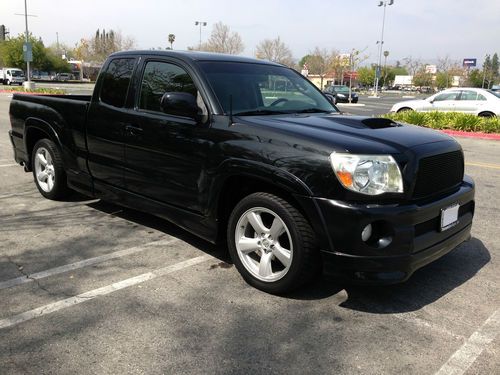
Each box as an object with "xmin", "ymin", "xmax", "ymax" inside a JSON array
[{"xmin": 3, "ymin": 0, "xmax": 500, "ymax": 65}]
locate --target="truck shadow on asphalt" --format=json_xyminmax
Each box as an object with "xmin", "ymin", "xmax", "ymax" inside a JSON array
[
  {"xmin": 86, "ymin": 200, "xmax": 229, "ymax": 263},
  {"xmin": 88, "ymin": 200, "xmax": 490, "ymax": 314}
]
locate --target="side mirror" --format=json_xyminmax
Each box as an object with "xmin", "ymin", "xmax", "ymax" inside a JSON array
[
  {"xmin": 160, "ymin": 92, "xmax": 201, "ymax": 122},
  {"xmin": 325, "ymin": 94, "xmax": 336, "ymax": 105}
]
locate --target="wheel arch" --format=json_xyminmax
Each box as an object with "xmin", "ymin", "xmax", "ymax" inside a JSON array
[
  {"xmin": 209, "ymin": 159, "xmax": 330, "ymax": 250},
  {"xmin": 24, "ymin": 118, "xmax": 63, "ymax": 171},
  {"xmin": 478, "ymin": 111, "xmax": 496, "ymax": 118}
]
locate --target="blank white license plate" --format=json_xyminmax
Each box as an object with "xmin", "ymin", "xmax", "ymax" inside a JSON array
[{"xmin": 440, "ymin": 204, "xmax": 460, "ymax": 231}]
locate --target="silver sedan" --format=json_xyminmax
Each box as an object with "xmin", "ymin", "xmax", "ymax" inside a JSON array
[{"xmin": 390, "ymin": 88, "xmax": 500, "ymax": 117}]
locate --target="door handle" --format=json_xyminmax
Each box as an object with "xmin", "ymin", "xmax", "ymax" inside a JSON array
[{"xmin": 125, "ymin": 124, "xmax": 143, "ymax": 136}]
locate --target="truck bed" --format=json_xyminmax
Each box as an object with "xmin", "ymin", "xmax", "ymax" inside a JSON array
[{"xmin": 9, "ymin": 93, "xmax": 92, "ymax": 178}]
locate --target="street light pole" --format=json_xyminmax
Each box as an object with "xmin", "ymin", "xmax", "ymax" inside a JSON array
[
  {"xmin": 24, "ymin": 0, "xmax": 31, "ymax": 86},
  {"xmin": 374, "ymin": 0, "xmax": 394, "ymax": 97},
  {"xmin": 194, "ymin": 21, "xmax": 207, "ymax": 49}
]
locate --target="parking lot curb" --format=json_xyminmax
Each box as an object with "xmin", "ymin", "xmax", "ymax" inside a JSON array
[
  {"xmin": 441, "ymin": 129, "xmax": 500, "ymax": 141},
  {"xmin": 0, "ymin": 90, "xmax": 60, "ymax": 96}
]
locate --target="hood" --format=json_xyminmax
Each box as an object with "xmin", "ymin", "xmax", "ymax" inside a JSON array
[
  {"xmin": 236, "ymin": 113, "xmax": 455, "ymax": 154},
  {"xmin": 392, "ymin": 99, "xmax": 428, "ymax": 109}
]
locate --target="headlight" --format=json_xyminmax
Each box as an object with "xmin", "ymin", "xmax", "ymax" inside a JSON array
[{"xmin": 330, "ymin": 153, "xmax": 403, "ymax": 195}]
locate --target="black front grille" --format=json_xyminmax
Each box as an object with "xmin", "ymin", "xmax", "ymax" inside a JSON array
[{"xmin": 412, "ymin": 151, "xmax": 464, "ymax": 199}]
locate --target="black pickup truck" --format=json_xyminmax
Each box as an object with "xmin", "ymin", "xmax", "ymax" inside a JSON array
[{"xmin": 9, "ymin": 51, "xmax": 475, "ymax": 293}]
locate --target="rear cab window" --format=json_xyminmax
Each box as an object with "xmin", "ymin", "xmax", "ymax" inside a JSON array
[{"xmin": 99, "ymin": 58, "xmax": 136, "ymax": 108}]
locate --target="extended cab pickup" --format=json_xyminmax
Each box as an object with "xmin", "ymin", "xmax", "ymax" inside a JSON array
[{"xmin": 9, "ymin": 51, "xmax": 475, "ymax": 293}]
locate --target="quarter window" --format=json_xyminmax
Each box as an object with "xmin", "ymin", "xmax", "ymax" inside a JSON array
[
  {"xmin": 100, "ymin": 58, "xmax": 135, "ymax": 108},
  {"xmin": 139, "ymin": 61, "xmax": 197, "ymax": 113}
]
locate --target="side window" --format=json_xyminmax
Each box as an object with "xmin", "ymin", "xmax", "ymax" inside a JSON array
[
  {"xmin": 433, "ymin": 92, "xmax": 459, "ymax": 101},
  {"xmin": 139, "ymin": 61, "xmax": 197, "ymax": 113},
  {"xmin": 459, "ymin": 91, "xmax": 478, "ymax": 101},
  {"xmin": 477, "ymin": 94, "xmax": 486, "ymax": 101},
  {"xmin": 100, "ymin": 58, "xmax": 135, "ymax": 108}
]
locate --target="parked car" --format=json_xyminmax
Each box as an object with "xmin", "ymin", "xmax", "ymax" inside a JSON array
[
  {"xmin": 390, "ymin": 88, "xmax": 500, "ymax": 117},
  {"xmin": 323, "ymin": 85, "xmax": 359, "ymax": 103},
  {"xmin": 491, "ymin": 85, "xmax": 500, "ymax": 92},
  {"xmin": 9, "ymin": 51, "xmax": 475, "ymax": 293},
  {"xmin": 52, "ymin": 73, "xmax": 73, "ymax": 81}
]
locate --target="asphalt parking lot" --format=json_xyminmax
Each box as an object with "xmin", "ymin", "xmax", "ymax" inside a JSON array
[{"xmin": 0, "ymin": 92, "xmax": 499, "ymax": 374}]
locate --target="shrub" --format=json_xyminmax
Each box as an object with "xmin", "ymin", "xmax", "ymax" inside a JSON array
[
  {"xmin": 0, "ymin": 86, "xmax": 65, "ymax": 95},
  {"xmin": 383, "ymin": 111, "xmax": 500, "ymax": 134}
]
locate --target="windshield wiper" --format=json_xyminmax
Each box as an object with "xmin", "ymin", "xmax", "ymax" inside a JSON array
[
  {"xmin": 293, "ymin": 108, "xmax": 334, "ymax": 114},
  {"xmin": 234, "ymin": 109, "xmax": 288, "ymax": 116}
]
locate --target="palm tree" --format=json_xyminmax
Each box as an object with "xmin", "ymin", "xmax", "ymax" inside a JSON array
[{"xmin": 168, "ymin": 34, "xmax": 175, "ymax": 49}]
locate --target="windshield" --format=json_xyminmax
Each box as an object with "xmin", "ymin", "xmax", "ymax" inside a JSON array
[
  {"xmin": 199, "ymin": 62, "xmax": 337, "ymax": 115},
  {"xmin": 488, "ymin": 90, "xmax": 500, "ymax": 99},
  {"xmin": 333, "ymin": 85, "xmax": 350, "ymax": 93},
  {"xmin": 11, "ymin": 70, "xmax": 24, "ymax": 77}
]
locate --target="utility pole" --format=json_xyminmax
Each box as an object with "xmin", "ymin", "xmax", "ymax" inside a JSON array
[
  {"xmin": 373, "ymin": 0, "xmax": 394, "ymax": 97},
  {"xmin": 15, "ymin": 0, "xmax": 37, "ymax": 89},
  {"xmin": 194, "ymin": 21, "xmax": 207, "ymax": 49}
]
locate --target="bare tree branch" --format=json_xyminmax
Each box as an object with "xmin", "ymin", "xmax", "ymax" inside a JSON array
[{"xmin": 255, "ymin": 36, "xmax": 294, "ymax": 66}]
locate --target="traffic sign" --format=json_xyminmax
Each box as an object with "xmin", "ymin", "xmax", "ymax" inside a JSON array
[{"xmin": 23, "ymin": 42, "xmax": 33, "ymax": 62}]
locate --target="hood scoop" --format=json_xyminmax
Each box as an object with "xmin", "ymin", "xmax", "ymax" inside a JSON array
[
  {"xmin": 322, "ymin": 116, "xmax": 401, "ymax": 130},
  {"xmin": 361, "ymin": 118, "xmax": 401, "ymax": 129}
]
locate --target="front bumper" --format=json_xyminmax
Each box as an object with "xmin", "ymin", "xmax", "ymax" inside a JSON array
[{"xmin": 315, "ymin": 176, "xmax": 475, "ymax": 283}]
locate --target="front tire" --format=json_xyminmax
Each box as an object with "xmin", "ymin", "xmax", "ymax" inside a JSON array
[
  {"xmin": 32, "ymin": 139, "xmax": 70, "ymax": 200},
  {"xmin": 227, "ymin": 192, "xmax": 319, "ymax": 294},
  {"xmin": 397, "ymin": 107, "xmax": 413, "ymax": 113}
]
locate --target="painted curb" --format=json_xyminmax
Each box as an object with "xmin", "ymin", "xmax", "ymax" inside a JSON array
[
  {"xmin": 336, "ymin": 103, "xmax": 366, "ymax": 107},
  {"xmin": 441, "ymin": 129, "xmax": 500, "ymax": 141}
]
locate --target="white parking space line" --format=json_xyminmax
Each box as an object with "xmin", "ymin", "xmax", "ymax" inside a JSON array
[
  {"xmin": 0, "ymin": 238, "xmax": 180, "ymax": 290},
  {"xmin": 435, "ymin": 308, "xmax": 500, "ymax": 375},
  {"xmin": 0, "ymin": 164, "xmax": 17, "ymax": 168},
  {"xmin": 0, "ymin": 254, "xmax": 213, "ymax": 330},
  {"xmin": 0, "ymin": 191, "xmax": 36, "ymax": 199}
]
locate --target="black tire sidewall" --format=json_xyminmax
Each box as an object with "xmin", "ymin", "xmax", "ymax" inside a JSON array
[
  {"xmin": 32, "ymin": 139, "xmax": 68, "ymax": 200},
  {"xmin": 227, "ymin": 193, "xmax": 313, "ymax": 294}
]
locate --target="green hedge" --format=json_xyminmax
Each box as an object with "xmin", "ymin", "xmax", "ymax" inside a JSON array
[
  {"xmin": 0, "ymin": 86, "xmax": 65, "ymax": 94},
  {"xmin": 383, "ymin": 111, "xmax": 500, "ymax": 134}
]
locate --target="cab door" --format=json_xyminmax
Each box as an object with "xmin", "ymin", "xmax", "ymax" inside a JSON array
[
  {"xmin": 86, "ymin": 57, "xmax": 137, "ymax": 188},
  {"xmin": 123, "ymin": 59, "xmax": 211, "ymax": 213}
]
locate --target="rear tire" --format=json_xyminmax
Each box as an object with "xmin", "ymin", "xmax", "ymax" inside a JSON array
[
  {"xmin": 32, "ymin": 139, "xmax": 70, "ymax": 200},
  {"xmin": 478, "ymin": 111, "xmax": 495, "ymax": 118},
  {"xmin": 227, "ymin": 192, "xmax": 319, "ymax": 294}
]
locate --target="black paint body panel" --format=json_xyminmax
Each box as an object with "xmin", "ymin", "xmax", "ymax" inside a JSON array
[{"xmin": 8, "ymin": 51, "xmax": 475, "ymax": 283}]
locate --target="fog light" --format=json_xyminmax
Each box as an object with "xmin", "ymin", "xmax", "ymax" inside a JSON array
[{"xmin": 361, "ymin": 224, "xmax": 372, "ymax": 242}]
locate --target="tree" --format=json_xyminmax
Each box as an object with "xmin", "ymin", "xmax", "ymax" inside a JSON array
[
  {"xmin": 412, "ymin": 68, "xmax": 433, "ymax": 87},
  {"xmin": 73, "ymin": 29, "xmax": 136, "ymax": 63},
  {"xmin": 0, "ymin": 33, "xmax": 70, "ymax": 72},
  {"xmin": 403, "ymin": 56, "xmax": 422, "ymax": 76},
  {"xmin": 303, "ymin": 47, "xmax": 338, "ymax": 88},
  {"xmin": 357, "ymin": 67, "xmax": 375, "ymax": 87},
  {"xmin": 168, "ymin": 34, "xmax": 175, "ymax": 49},
  {"xmin": 467, "ymin": 69, "xmax": 483, "ymax": 88},
  {"xmin": 255, "ymin": 36, "xmax": 293, "ymax": 66},
  {"xmin": 491, "ymin": 53, "xmax": 499, "ymax": 83},
  {"xmin": 198, "ymin": 22, "xmax": 244, "ymax": 55}
]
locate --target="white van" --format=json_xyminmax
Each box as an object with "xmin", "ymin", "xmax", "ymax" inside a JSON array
[{"xmin": 1, "ymin": 68, "xmax": 25, "ymax": 85}]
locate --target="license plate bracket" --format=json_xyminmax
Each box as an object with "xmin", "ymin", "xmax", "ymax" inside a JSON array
[{"xmin": 440, "ymin": 203, "xmax": 460, "ymax": 231}]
